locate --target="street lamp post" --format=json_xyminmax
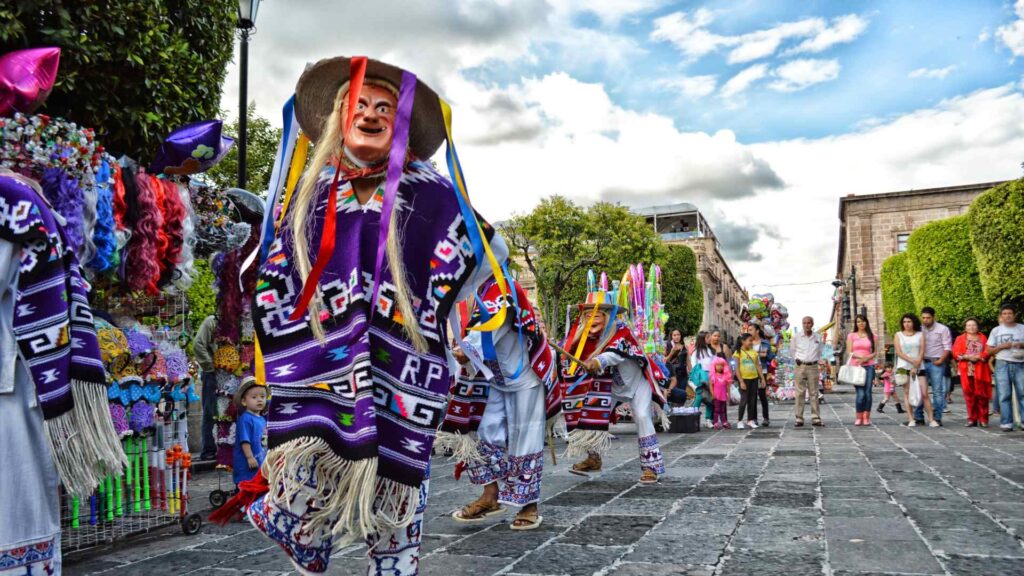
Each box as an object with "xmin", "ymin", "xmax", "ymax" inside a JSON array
[{"xmin": 236, "ymin": 0, "xmax": 261, "ymax": 189}]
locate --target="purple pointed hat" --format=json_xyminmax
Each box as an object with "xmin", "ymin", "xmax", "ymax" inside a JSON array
[
  {"xmin": 0, "ymin": 47, "xmax": 61, "ymax": 116},
  {"xmin": 149, "ymin": 119, "xmax": 235, "ymax": 176}
]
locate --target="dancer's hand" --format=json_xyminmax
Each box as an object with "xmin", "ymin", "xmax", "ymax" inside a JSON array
[
  {"xmin": 452, "ymin": 348, "xmax": 469, "ymax": 365},
  {"xmin": 247, "ymin": 456, "xmax": 258, "ymax": 469},
  {"xmin": 585, "ymin": 359, "xmax": 603, "ymax": 375}
]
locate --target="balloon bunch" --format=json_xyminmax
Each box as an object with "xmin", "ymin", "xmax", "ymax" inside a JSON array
[
  {"xmin": 620, "ymin": 264, "xmax": 668, "ymax": 356},
  {"xmin": 741, "ymin": 292, "xmax": 790, "ymax": 334}
]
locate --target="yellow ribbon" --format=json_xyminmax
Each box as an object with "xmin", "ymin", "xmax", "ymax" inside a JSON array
[
  {"xmin": 569, "ymin": 291, "xmax": 604, "ymax": 375},
  {"xmin": 277, "ymin": 133, "xmax": 310, "ymax": 227},
  {"xmin": 440, "ymin": 98, "xmax": 507, "ymax": 333}
]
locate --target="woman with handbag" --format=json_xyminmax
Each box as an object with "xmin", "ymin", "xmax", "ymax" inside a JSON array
[
  {"xmin": 845, "ymin": 314, "xmax": 878, "ymax": 426},
  {"xmin": 895, "ymin": 313, "xmax": 938, "ymax": 428},
  {"xmin": 953, "ymin": 318, "xmax": 991, "ymax": 427}
]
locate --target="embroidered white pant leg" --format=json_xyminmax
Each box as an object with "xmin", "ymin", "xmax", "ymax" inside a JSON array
[
  {"xmin": 630, "ymin": 382, "xmax": 665, "ymax": 475},
  {"xmin": 467, "ymin": 387, "xmax": 508, "ymax": 486},
  {"xmin": 499, "ymin": 385, "xmax": 545, "ymax": 506},
  {"xmin": 366, "ymin": 467, "xmax": 430, "ymax": 576},
  {"xmin": 0, "ymin": 347, "xmax": 62, "ymax": 575}
]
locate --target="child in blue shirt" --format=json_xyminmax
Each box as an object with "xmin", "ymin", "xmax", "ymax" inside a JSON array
[{"xmin": 232, "ymin": 377, "xmax": 267, "ymax": 486}]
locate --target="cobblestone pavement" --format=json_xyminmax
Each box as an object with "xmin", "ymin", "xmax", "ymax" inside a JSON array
[{"xmin": 65, "ymin": 386, "xmax": 1024, "ymax": 576}]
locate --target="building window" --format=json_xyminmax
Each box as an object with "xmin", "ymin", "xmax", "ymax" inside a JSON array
[{"xmin": 896, "ymin": 233, "xmax": 910, "ymax": 253}]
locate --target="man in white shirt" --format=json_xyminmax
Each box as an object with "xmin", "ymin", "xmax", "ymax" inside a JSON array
[
  {"xmin": 791, "ymin": 316, "xmax": 824, "ymax": 427},
  {"xmin": 988, "ymin": 304, "xmax": 1024, "ymax": 431}
]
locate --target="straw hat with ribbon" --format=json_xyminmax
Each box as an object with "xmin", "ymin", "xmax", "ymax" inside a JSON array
[
  {"xmin": 281, "ymin": 55, "xmax": 511, "ymax": 337},
  {"xmin": 294, "ymin": 56, "xmax": 446, "ymax": 158}
]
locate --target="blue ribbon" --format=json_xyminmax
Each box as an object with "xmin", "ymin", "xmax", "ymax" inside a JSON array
[{"xmin": 259, "ymin": 95, "xmax": 298, "ymax": 264}]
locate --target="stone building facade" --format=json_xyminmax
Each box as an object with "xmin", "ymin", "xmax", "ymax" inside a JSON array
[
  {"xmin": 636, "ymin": 203, "xmax": 748, "ymax": 343},
  {"xmin": 832, "ymin": 181, "xmax": 1004, "ymax": 351}
]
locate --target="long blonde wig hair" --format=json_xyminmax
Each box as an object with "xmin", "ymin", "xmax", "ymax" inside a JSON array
[{"xmin": 288, "ymin": 82, "xmax": 427, "ymax": 352}]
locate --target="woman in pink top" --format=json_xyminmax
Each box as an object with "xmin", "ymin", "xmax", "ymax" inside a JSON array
[{"xmin": 847, "ymin": 313, "xmax": 877, "ymax": 426}]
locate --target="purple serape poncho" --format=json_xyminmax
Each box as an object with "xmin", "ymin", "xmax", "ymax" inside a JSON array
[{"xmin": 251, "ymin": 160, "xmax": 503, "ymax": 548}]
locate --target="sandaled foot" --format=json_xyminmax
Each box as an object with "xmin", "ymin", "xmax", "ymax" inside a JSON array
[
  {"xmin": 452, "ymin": 498, "xmax": 504, "ymax": 522},
  {"xmin": 510, "ymin": 510, "xmax": 543, "ymax": 531},
  {"xmin": 570, "ymin": 454, "xmax": 603, "ymax": 476},
  {"xmin": 639, "ymin": 469, "xmax": 658, "ymax": 484}
]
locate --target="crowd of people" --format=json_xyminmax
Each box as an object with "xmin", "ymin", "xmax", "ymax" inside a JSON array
[{"xmin": 651, "ymin": 302, "xmax": 1024, "ymax": 434}]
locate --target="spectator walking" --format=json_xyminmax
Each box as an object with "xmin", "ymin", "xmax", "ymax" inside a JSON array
[
  {"xmin": 953, "ymin": 318, "xmax": 991, "ymax": 427},
  {"xmin": 791, "ymin": 316, "xmax": 824, "ymax": 427},
  {"xmin": 734, "ymin": 334, "xmax": 766, "ymax": 429},
  {"xmin": 847, "ymin": 313, "xmax": 878, "ymax": 426},
  {"xmin": 895, "ymin": 313, "xmax": 938, "ymax": 428},
  {"xmin": 192, "ymin": 314, "xmax": 218, "ymax": 460},
  {"xmin": 919, "ymin": 307, "xmax": 952, "ymax": 426},
  {"xmin": 876, "ymin": 361, "xmax": 904, "ymax": 414},
  {"xmin": 749, "ymin": 324, "xmax": 774, "ymax": 427},
  {"xmin": 988, "ymin": 304, "xmax": 1024, "ymax": 432},
  {"xmin": 694, "ymin": 330, "xmax": 731, "ymax": 427}
]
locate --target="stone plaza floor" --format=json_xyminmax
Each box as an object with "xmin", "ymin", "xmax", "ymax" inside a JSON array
[{"xmin": 65, "ymin": 386, "xmax": 1024, "ymax": 575}]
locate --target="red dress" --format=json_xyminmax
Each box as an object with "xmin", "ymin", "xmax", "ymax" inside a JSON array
[{"xmin": 953, "ymin": 333, "xmax": 991, "ymax": 423}]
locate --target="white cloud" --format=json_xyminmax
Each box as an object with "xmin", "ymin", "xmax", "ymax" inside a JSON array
[
  {"xmin": 656, "ymin": 75, "xmax": 718, "ymax": 98},
  {"xmin": 769, "ymin": 59, "xmax": 841, "ymax": 92},
  {"xmin": 908, "ymin": 65, "xmax": 957, "ymax": 79},
  {"xmin": 652, "ymin": 10, "xmax": 868, "ymax": 64},
  {"xmin": 727, "ymin": 18, "xmax": 824, "ymax": 64},
  {"xmin": 551, "ymin": 0, "xmax": 668, "ymax": 25},
  {"xmin": 737, "ymin": 85, "xmax": 1024, "ymax": 325},
  {"xmin": 786, "ymin": 14, "xmax": 869, "ymax": 55},
  {"xmin": 440, "ymin": 72, "xmax": 783, "ymax": 224},
  {"xmin": 996, "ymin": 0, "xmax": 1024, "ymax": 57},
  {"xmin": 721, "ymin": 64, "xmax": 770, "ymax": 97},
  {"xmin": 650, "ymin": 9, "xmax": 729, "ymax": 60}
]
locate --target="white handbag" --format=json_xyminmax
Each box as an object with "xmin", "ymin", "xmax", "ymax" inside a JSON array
[
  {"xmin": 729, "ymin": 383, "xmax": 741, "ymax": 405},
  {"xmin": 908, "ymin": 375, "xmax": 922, "ymax": 407},
  {"xmin": 838, "ymin": 364, "xmax": 867, "ymax": 387}
]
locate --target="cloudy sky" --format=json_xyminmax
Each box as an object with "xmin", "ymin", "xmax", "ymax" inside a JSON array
[{"xmin": 222, "ymin": 0, "xmax": 1024, "ymax": 327}]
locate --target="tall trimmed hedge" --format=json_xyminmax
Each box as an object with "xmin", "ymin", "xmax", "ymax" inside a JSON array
[
  {"xmin": 906, "ymin": 215, "xmax": 995, "ymax": 327},
  {"xmin": 968, "ymin": 179, "xmax": 1024, "ymax": 310},
  {"xmin": 880, "ymin": 252, "xmax": 915, "ymax": 335}
]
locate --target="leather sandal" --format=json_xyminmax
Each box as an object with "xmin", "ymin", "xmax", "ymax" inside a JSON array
[
  {"xmin": 510, "ymin": 510, "xmax": 543, "ymax": 531},
  {"xmin": 452, "ymin": 498, "xmax": 504, "ymax": 522}
]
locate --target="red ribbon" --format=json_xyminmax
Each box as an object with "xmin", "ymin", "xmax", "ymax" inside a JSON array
[{"xmin": 288, "ymin": 57, "xmax": 367, "ymax": 322}]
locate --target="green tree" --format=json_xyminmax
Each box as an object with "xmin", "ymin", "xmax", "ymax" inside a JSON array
[
  {"xmin": 880, "ymin": 252, "xmax": 915, "ymax": 335},
  {"xmin": 906, "ymin": 215, "xmax": 996, "ymax": 328},
  {"xmin": 205, "ymin": 103, "xmax": 283, "ymax": 194},
  {"xmin": 968, "ymin": 179, "xmax": 1024, "ymax": 311},
  {"xmin": 658, "ymin": 244, "xmax": 704, "ymax": 337},
  {"xmin": 502, "ymin": 197, "xmax": 665, "ymax": 336},
  {"xmin": 0, "ymin": 1, "xmax": 235, "ymax": 161},
  {"xmin": 185, "ymin": 257, "xmax": 216, "ymax": 354}
]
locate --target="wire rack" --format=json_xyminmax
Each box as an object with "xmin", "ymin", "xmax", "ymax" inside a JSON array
[{"xmin": 61, "ymin": 290, "xmax": 202, "ymax": 552}]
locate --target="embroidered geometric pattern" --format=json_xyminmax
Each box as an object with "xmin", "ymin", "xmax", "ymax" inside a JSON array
[
  {"xmin": 500, "ymin": 450, "xmax": 543, "ymax": 506},
  {"xmin": 0, "ymin": 538, "xmax": 56, "ymax": 570},
  {"xmin": 467, "ymin": 440, "xmax": 505, "ymax": 486},
  {"xmin": 638, "ymin": 433, "xmax": 665, "ymax": 475}
]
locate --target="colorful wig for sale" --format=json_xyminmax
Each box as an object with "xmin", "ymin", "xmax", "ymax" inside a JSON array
[
  {"xmin": 40, "ymin": 167, "xmax": 86, "ymax": 259},
  {"xmin": 121, "ymin": 162, "xmax": 161, "ymax": 294},
  {"xmin": 173, "ymin": 181, "xmax": 197, "ymax": 290},
  {"xmin": 158, "ymin": 178, "xmax": 186, "ymax": 287},
  {"xmin": 215, "ymin": 248, "xmax": 243, "ymax": 343},
  {"xmin": 87, "ymin": 161, "xmax": 118, "ymax": 274}
]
